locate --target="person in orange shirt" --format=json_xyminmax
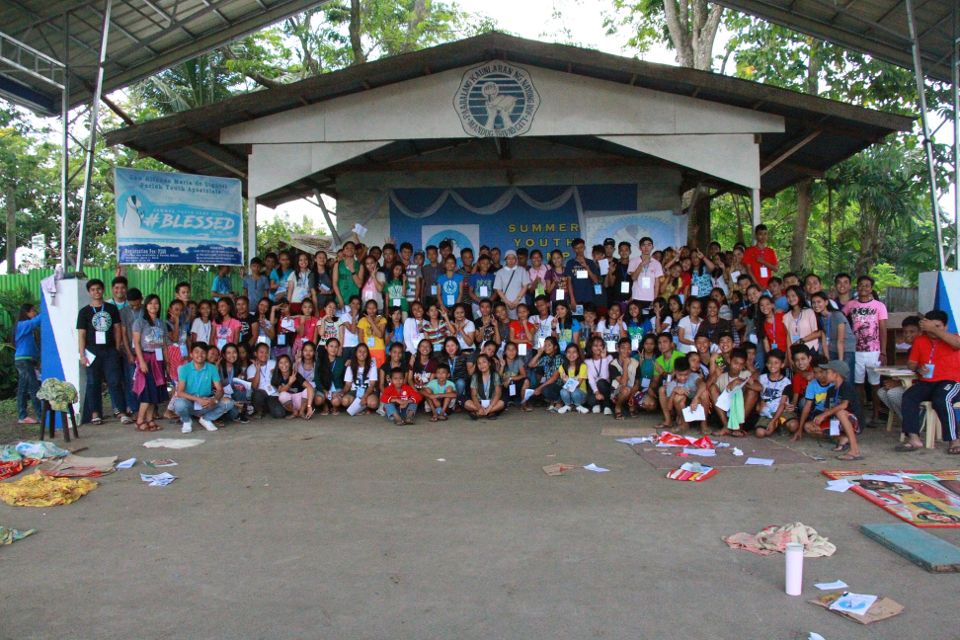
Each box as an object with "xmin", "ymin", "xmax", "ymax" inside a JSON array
[{"xmin": 742, "ymin": 224, "xmax": 779, "ymax": 289}]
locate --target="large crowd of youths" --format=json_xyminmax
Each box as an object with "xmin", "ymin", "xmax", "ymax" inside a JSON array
[{"xmin": 13, "ymin": 224, "xmax": 960, "ymax": 459}]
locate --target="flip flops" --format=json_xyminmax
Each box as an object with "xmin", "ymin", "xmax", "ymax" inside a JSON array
[
  {"xmin": 894, "ymin": 443, "xmax": 921, "ymax": 452},
  {"xmin": 836, "ymin": 453, "xmax": 865, "ymax": 461}
]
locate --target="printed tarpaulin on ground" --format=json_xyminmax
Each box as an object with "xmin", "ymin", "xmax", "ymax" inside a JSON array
[
  {"xmin": 821, "ymin": 469, "xmax": 960, "ymax": 528},
  {"xmin": 0, "ymin": 525, "xmax": 36, "ymax": 545},
  {"xmin": 0, "ymin": 473, "xmax": 97, "ymax": 507},
  {"xmin": 723, "ymin": 522, "xmax": 836, "ymax": 557},
  {"xmin": 657, "ymin": 431, "xmax": 714, "ymax": 448},
  {"xmin": 0, "ymin": 441, "xmax": 68, "ymax": 481}
]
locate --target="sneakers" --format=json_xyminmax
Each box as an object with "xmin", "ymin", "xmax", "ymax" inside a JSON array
[
  {"xmin": 181, "ymin": 421, "xmax": 193, "ymax": 433},
  {"xmin": 557, "ymin": 405, "xmax": 571, "ymax": 414},
  {"xmin": 603, "ymin": 407, "xmax": 613, "ymax": 416},
  {"xmin": 576, "ymin": 405, "xmax": 589, "ymax": 414},
  {"xmin": 238, "ymin": 413, "xmax": 250, "ymax": 424},
  {"xmin": 119, "ymin": 414, "xmax": 134, "ymax": 425},
  {"xmin": 591, "ymin": 405, "xmax": 601, "ymax": 414},
  {"xmin": 198, "ymin": 417, "xmax": 218, "ymax": 432}
]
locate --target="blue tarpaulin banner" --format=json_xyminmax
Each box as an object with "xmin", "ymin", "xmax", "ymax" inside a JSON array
[{"xmin": 114, "ymin": 167, "xmax": 244, "ymax": 265}]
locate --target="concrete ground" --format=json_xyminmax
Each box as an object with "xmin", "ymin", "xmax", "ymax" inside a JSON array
[{"xmin": 1, "ymin": 411, "xmax": 958, "ymax": 640}]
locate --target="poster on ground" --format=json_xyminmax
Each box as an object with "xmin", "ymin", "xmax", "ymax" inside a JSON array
[{"xmin": 114, "ymin": 167, "xmax": 244, "ymax": 265}]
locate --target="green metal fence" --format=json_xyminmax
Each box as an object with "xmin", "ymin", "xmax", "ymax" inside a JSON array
[{"xmin": 0, "ymin": 267, "xmax": 244, "ymax": 331}]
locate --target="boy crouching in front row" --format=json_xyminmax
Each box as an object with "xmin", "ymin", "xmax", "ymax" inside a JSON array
[{"xmin": 794, "ymin": 359, "xmax": 866, "ymax": 460}]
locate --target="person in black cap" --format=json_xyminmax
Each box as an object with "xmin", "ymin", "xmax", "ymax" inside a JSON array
[{"xmin": 804, "ymin": 359, "xmax": 865, "ymax": 460}]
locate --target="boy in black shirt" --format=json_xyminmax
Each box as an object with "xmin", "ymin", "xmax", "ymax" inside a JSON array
[
  {"xmin": 816, "ymin": 360, "xmax": 866, "ymax": 460},
  {"xmin": 77, "ymin": 279, "xmax": 128, "ymax": 424}
]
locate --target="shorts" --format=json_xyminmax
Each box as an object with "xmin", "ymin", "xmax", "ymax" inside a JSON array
[
  {"xmin": 854, "ymin": 351, "xmax": 881, "ymax": 385},
  {"xmin": 818, "ymin": 412, "xmax": 861, "ymax": 435},
  {"xmin": 756, "ymin": 411, "xmax": 796, "ymax": 429}
]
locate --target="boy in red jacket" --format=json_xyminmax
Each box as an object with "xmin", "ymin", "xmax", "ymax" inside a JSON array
[{"xmin": 380, "ymin": 367, "xmax": 423, "ymax": 425}]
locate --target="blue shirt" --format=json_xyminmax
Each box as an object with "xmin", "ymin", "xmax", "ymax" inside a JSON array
[
  {"xmin": 14, "ymin": 313, "xmax": 42, "ymax": 360},
  {"xmin": 437, "ymin": 273, "xmax": 464, "ymax": 307},
  {"xmin": 469, "ymin": 272, "xmax": 496, "ymax": 300},
  {"xmin": 178, "ymin": 362, "xmax": 219, "ymax": 398},
  {"xmin": 243, "ymin": 274, "xmax": 269, "ymax": 303},
  {"xmin": 211, "ymin": 275, "xmax": 232, "ymax": 302},
  {"xmin": 270, "ymin": 268, "xmax": 293, "ymax": 300},
  {"xmin": 804, "ymin": 379, "xmax": 833, "ymax": 413},
  {"xmin": 773, "ymin": 295, "xmax": 789, "ymax": 312},
  {"xmin": 556, "ymin": 318, "xmax": 582, "ymax": 352}
]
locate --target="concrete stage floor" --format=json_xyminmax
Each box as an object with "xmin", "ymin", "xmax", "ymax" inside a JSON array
[{"xmin": 1, "ymin": 411, "xmax": 957, "ymax": 640}]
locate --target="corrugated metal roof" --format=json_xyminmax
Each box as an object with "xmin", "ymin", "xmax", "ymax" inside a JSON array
[
  {"xmin": 0, "ymin": 0, "xmax": 330, "ymax": 113},
  {"xmin": 713, "ymin": 0, "xmax": 956, "ymax": 82},
  {"xmin": 105, "ymin": 32, "xmax": 914, "ymax": 205}
]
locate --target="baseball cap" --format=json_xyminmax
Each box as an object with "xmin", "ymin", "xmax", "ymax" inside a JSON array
[
  {"xmin": 603, "ymin": 237, "xmax": 616, "ymax": 246},
  {"xmin": 822, "ymin": 360, "xmax": 850, "ymax": 379}
]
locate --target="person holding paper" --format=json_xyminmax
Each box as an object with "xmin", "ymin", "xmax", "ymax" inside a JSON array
[
  {"xmin": 422, "ymin": 363, "xmax": 457, "ymax": 420},
  {"xmin": 742, "ymin": 224, "xmax": 778, "ymax": 288},
  {"xmin": 555, "ymin": 343, "xmax": 589, "ymax": 414},
  {"xmin": 711, "ymin": 348, "xmax": 760, "ymax": 437},
  {"xmin": 380, "ymin": 368, "xmax": 423, "ymax": 425},
  {"xmin": 657, "ymin": 356, "xmax": 706, "ymax": 433},
  {"xmin": 341, "ymin": 343, "xmax": 380, "ymax": 416},
  {"xmin": 131, "ymin": 294, "xmax": 170, "ymax": 432},
  {"xmin": 812, "ymin": 360, "xmax": 866, "ymax": 460},
  {"xmin": 493, "ymin": 250, "xmax": 530, "ymax": 320},
  {"xmin": 898, "ymin": 310, "xmax": 960, "ymax": 454},
  {"xmin": 77, "ymin": 278, "xmax": 129, "ymax": 425},
  {"xmin": 464, "ymin": 354, "xmax": 505, "ymax": 420},
  {"xmin": 174, "ymin": 343, "xmax": 234, "ymax": 433}
]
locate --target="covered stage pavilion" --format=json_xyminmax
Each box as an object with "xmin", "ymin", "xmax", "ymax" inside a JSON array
[{"xmin": 105, "ymin": 32, "xmax": 912, "ymax": 258}]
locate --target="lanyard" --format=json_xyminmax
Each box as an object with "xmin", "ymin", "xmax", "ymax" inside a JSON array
[
  {"xmin": 591, "ymin": 358, "xmax": 604, "ymax": 379},
  {"xmin": 928, "ymin": 341, "xmax": 937, "ymax": 364}
]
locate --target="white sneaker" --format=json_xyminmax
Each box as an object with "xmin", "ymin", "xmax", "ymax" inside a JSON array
[
  {"xmin": 591, "ymin": 405, "xmax": 601, "ymax": 414},
  {"xmin": 198, "ymin": 417, "xmax": 218, "ymax": 432},
  {"xmin": 181, "ymin": 422, "xmax": 193, "ymax": 433},
  {"xmin": 576, "ymin": 405, "xmax": 589, "ymax": 414},
  {"xmin": 557, "ymin": 405, "xmax": 571, "ymax": 414},
  {"xmin": 119, "ymin": 414, "xmax": 134, "ymax": 425},
  {"xmin": 603, "ymin": 407, "xmax": 613, "ymax": 416}
]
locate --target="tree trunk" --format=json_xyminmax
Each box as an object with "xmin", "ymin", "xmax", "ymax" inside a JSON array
[
  {"xmin": 789, "ymin": 42, "xmax": 822, "ymax": 271},
  {"xmin": 349, "ymin": 0, "xmax": 366, "ymax": 65},
  {"xmin": 688, "ymin": 188, "xmax": 711, "ymax": 249},
  {"xmin": 6, "ymin": 191, "xmax": 15, "ymax": 274},
  {"xmin": 790, "ymin": 178, "xmax": 812, "ymax": 272},
  {"xmin": 853, "ymin": 206, "xmax": 880, "ymax": 276}
]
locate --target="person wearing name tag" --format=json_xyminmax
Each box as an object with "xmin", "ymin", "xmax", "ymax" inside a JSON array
[
  {"xmin": 545, "ymin": 249, "xmax": 572, "ymax": 308},
  {"xmin": 271, "ymin": 301, "xmax": 297, "ymax": 359},
  {"xmin": 383, "ymin": 263, "xmax": 408, "ymax": 316},
  {"xmin": 742, "ymin": 223, "xmax": 778, "ymax": 288},
  {"xmin": 357, "ymin": 299, "xmax": 387, "ymax": 368},
  {"xmin": 810, "ymin": 360, "xmax": 866, "ymax": 460},
  {"xmin": 247, "ymin": 342, "xmax": 284, "ymax": 419},
  {"xmin": 564, "ymin": 239, "xmax": 600, "ymax": 319},
  {"xmin": 469, "ymin": 254, "xmax": 497, "ymax": 317},
  {"xmin": 608, "ymin": 338, "xmax": 639, "ymax": 419},
  {"xmin": 190, "ymin": 300, "xmax": 214, "ymax": 348},
  {"xmin": 77, "ymin": 278, "xmax": 128, "ymax": 425},
  {"xmin": 689, "ymin": 250, "xmax": 716, "ymax": 303},
  {"xmin": 220, "ymin": 343, "xmax": 251, "ymax": 423},
  {"xmin": 117, "ymin": 288, "xmax": 144, "ymax": 422},
  {"xmin": 464, "ymin": 354, "xmax": 504, "ymax": 420},
  {"xmin": 898, "ymin": 310, "xmax": 960, "ymax": 454},
  {"xmin": 596, "ymin": 304, "xmax": 627, "ymax": 352},
  {"xmin": 585, "ymin": 337, "xmax": 614, "ymax": 415},
  {"xmin": 627, "ymin": 237, "xmax": 663, "ymax": 314},
  {"xmin": 213, "ymin": 299, "xmax": 241, "ymax": 353},
  {"xmin": 437, "ymin": 255, "xmax": 465, "ymax": 313},
  {"xmin": 494, "ymin": 250, "xmax": 530, "ymax": 320},
  {"xmin": 130, "ymin": 294, "xmax": 169, "ymax": 432},
  {"xmin": 499, "ymin": 341, "xmax": 529, "ymax": 410}
]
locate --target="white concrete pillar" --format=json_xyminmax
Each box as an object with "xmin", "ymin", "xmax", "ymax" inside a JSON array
[
  {"xmin": 751, "ymin": 188, "xmax": 761, "ymax": 231},
  {"xmin": 247, "ymin": 196, "xmax": 257, "ymax": 261}
]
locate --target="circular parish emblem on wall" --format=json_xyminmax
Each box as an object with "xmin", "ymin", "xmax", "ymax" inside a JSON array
[{"xmin": 454, "ymin": 61, "xmax": 540, "ymax": 138}]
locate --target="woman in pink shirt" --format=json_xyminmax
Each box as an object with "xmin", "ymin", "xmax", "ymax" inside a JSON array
[
  {"xmin": 527, "ymin": 250, "xmax": 548, "ymax": 299},
  {"xmin": 212, "ymin": 299, "xmax": 241, "ymax": 350}
]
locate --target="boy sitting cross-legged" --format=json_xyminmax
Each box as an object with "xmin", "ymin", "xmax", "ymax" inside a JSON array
[
  {"xmin": 422, "ymin": 363, "xmax": 458, "ymax": 421},
  {"xmin": 712, "ymin": 348, "xmax": 761, "ymax": 438},
  {"xmin": 657, "ymin": 356, "xmax": 708, "ymax": 433}
]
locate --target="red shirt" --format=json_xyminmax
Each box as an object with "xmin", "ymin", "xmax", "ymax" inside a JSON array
[
  {"xmin": 908, "ymin": 334, "xmax": 960, "ymax": 382},
  {"xmin": 742, "ymin": 245, "xmax": 778, "ymax": 288},
  {"xmin": 792, "ymin": 371, "xmax": 811, "ymax": 398},
  {"xmin": 763, "ymin": 312, "xmax": 789, "ymax": 351},
  {"xmin": 380, "ymin": 383, "xmax": 423, "ymax": 405}
]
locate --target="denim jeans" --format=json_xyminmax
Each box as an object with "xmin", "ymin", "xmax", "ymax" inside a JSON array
[
  {"xmin": 172, "ymin": 397, "xmax": 234, "ymax": 423},
  {"xmin": 81, "ymin": 348, "xmax": 127, "ymax": 422},
  {"xmin": 560, "ymin": 387, "xmax": 586, "ymax": 406},
  {"xmin": 384, "ymin": 403, "xmax": 417, "ymax": 420},
  {"xmin": 15, "ymin": 359, "xmax": 40, "ymax": 420}
]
